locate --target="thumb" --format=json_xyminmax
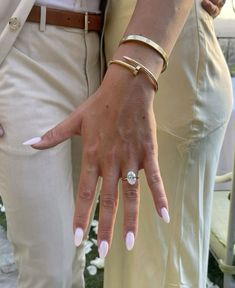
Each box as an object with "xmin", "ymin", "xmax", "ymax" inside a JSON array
[{"xmin": 23, "ymin": 112, "xmax": 83, "ymax": 150}]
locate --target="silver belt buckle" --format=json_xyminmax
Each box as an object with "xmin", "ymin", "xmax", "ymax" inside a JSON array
[{"xmin": 84, "ymin": 12, "xmax": 89, "ymax": 33}]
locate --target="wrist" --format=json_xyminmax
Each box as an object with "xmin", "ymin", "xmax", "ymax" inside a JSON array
[
  {"xmin": 113, "ymin": 41, "xmax": 164, "ymax": 79},
  {"xmin": 103, "ymin": 63, "xmax": 156, "ymax": 102}
]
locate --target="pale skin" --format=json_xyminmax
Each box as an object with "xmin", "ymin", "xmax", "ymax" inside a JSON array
[{"xmin": 26, "ymin": 0, "xmax": 225, "ymax": 257}]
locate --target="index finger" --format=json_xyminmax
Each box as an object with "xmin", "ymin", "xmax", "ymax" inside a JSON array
[{"xmin": 26, "ymin": 110, "xmax": 83, "ymax": 150}]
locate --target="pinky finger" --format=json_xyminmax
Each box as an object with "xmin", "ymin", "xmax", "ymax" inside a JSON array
[{"xmin": 143, "ymin": 154, "xmax": 170, "ymax": 224}]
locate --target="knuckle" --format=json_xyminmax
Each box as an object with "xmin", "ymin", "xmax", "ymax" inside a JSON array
[
  {"xmin": 84, "ymin": 145, "xmax": 98, "ymax": 163},
  {"xmin": 84, "ymin": 149, "xmax": 97, "ymax": 163},
  {"xmin": 101, "ymin": 194, "xmax": 117, "ymax": 209},
  {"xmin": 74, "ymin": 214, "xmax": 87, "ymax": 227},
  {"xmin": 210, "ymin": 4, "xmax": 217, "ymax": 13},
  {"xmin": 45, "ymin": 129, "xmax": 56, "ymax": 142},
  {"xmin": 104, "ymin": 148, "xmax": 118, "ymax": 166},
  {"xmin": 125, "ymin": 215, "xmax": 137, "ymax": 228},
  {"xmin": 157, "ymin": 194, "xmax": 167, "ymax": 205},
  {"xmin": 124, "ymin": 188, "xmax": 139, "ymax": 200},
  {"xmin": 98, "ymin": 228, "xmax": 111, "ymax": 241},
  {"xmin": 79, "ymin": 187, "xmax": 93, "ymax": 200},
  {"xmin": 144, "ymin": 141, "xmax": 158, "ymax": 155},
  {"xmin": 46, "ymin": 127, "xmax": 63, "ymax": 143},
  {"xmin": 149, "ymin": 171, "xmax": 162, "ymax": 186}
]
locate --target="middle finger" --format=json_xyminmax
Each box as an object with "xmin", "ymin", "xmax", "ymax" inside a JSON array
[{"xmin": 98, "ymin": 166, "xmax": 120, "ymax": 258}]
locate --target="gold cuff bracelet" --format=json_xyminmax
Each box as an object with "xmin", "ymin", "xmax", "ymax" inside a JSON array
[
  {"xmin": 109, "ymin": 56, "xmax": 158, "ymax": 91},
  {"xmin": 120, "ymin": 34, "xmax": 169, "ymax": 73}
]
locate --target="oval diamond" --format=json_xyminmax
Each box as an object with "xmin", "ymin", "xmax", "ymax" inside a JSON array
[{"xmin": 127, "ymin": 171, "xmax": 137, "ymax": 185}]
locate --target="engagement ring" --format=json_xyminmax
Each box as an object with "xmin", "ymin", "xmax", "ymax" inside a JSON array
[{"xmin": 122, "ymin": 171, "xmax": 139, "ymax": 185}]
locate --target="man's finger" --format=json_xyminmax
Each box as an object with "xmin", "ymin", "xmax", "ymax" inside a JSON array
[
  {"xmin": 201, "ymin": 0, "xmax": 221, "ymax": 18},
  {"xmin": 209, "ymin": 0, "xmax": 225, "ymax": 8}
]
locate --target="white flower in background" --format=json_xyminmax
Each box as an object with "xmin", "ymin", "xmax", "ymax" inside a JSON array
[
  {"xmin": 91, "ymin": 219, "xmax": 98, "ymax": 227},
  {"xmin": 85, "ymin": 240, "xmax": 94, "ymax": 255},
  {"xmin": 86, "ymin": 265, "xmax": 97, "ymax": 276},
  {"xmin": 90, "ymin": 257, "xmax": 104, "ymax": 269},
  {"xmin": 207, "ymin": 278, "xmax": 219, "ymax": 288},
  {"xmin": 85, "ymin": 218, "xmax": 104, "ymax": 277},
  {"xmin": 91, "ymin": 219, "xmax": 98, "ymax": 235},
  {"xmin": 92, "ymin": 225, "xmax": 98, "ymax": 234},
  {"xmin": 0, "ymin": 204, "xmax": 5, "ymax": 213},
  {"xmin": 91, "ymin": 238, "xmax": 97, "ymax": 246},
  {"xmin": 91, "ymin": 219, "xmax": 99, "ymax": 227}
]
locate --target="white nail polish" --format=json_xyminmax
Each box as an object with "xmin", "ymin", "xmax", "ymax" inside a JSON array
[
  {"xmin": 125, "ymin": 231, "xmax": 135, "ymax": 251},
  {"xmin": 161, "ymin": 207, "xmax": 170, "ymax": 223},
  {"xmin": 74, "ymin": 228, "xmax": 84, "ymax": 247},
  {"xmin": 98, "ymin": 241, "xmax": 109, "ymax": 259},
  {"xmin": 23, "ymin": 137, "xmax": 42, "ymax": 146}
]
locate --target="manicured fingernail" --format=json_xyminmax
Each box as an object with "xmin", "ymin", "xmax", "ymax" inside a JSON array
[
  {"xmin": 98, "ymin": 241, "xmax": 109, "ymax": 259},
  {"xmin": 74, "ymin": 228, "xmax": 84, "ymax": 247},
  {"xmin": 23, "ymin": 137, "xmax": 42, "ymax": 145},
  {"xmin": 161, "ymin": 207, "xmax": 170, "ymax": 223},
  {"xmin": 125, "ymin": 231, "xmax": 135, "ymax": 251}
]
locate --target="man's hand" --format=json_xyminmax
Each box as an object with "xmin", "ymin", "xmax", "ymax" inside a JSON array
[{"xmin": 201, "ymin": 0, "xmax": 226, "ymax": 18}]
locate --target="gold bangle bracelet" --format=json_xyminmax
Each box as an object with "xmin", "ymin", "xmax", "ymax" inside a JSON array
[
  {"xmin": 120, "ymin": 35, "xmax": 169, "ymax": 73},
  {"xmin": 123, "ymin": 56, "xmax": 158, "ymax": 90},
  {"xmin": 109, "ymin": 59, "xmax": 138, "ymax": 75},
  {"xmin": 109, "ymin": 58, "xmax": 158, "ymax": 91}
]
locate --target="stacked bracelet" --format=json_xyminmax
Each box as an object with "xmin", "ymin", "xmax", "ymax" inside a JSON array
[
  {"xmin": 120, "ymin": 35, "xmax": 169, "ymax": 73},
  {"xmin": 109, "ymin": 56, "xmax": 158, "ymax": 91}
]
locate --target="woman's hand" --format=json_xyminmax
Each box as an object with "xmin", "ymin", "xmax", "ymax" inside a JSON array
[
  {"xmin": 24, "ymin": 0, "xmax": 194, "ymax": 260},
  {"xmin": 201, "ymin": 0, "xmax": 226, "ymax": 18},
  {"xmin": 26, "ymin": 65, "xmax": 169, "ymax": 257}
]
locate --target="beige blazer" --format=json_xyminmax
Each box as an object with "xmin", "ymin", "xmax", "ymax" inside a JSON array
[
  {"xmin": 0, "ymin": 0, "xmax": 36, "ymax": 65},
  {"xmin": 0, "ymin": 0, "xmax": 132, "ymax": 67}
]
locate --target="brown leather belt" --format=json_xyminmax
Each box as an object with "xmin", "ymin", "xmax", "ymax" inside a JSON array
[{"xmin": 26, "ymin": 6, "xmax": 102, "ymax": 32}]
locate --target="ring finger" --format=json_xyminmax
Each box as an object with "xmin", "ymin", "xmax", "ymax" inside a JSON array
[{"xmin": 121, "ymin": 163, "xmax": 140, "ymax": 251}]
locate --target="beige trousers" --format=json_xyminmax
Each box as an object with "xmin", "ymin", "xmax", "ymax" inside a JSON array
[
  {"xmin": 104, "ymin": 1, "xmax": 233, "ymax": 288},
  {"xmin": 0, "ymin": 23, "xmax": 100, "ymax": 288},
  {"xmin": 0, "ymin": 2, "xmax": 233, "ymax": 288}
]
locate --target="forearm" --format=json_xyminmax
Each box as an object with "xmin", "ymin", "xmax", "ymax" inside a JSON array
[{"xmin": 111, "ymin": 0, "xmax": 193, "ymax": 78}]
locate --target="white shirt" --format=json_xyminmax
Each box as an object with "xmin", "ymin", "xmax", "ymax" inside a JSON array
[{"xmin": 35, "ymin": 0, "xmax": 101, "ymax": 13}]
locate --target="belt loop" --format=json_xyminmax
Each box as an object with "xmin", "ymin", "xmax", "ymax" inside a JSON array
[
  {"xmin": 84, "ymin": 12, "xmax": 89, "ymax": 33},
  {"xmin": 40, "ymin": 6, "xmax": 46, "ymax": 32}
]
